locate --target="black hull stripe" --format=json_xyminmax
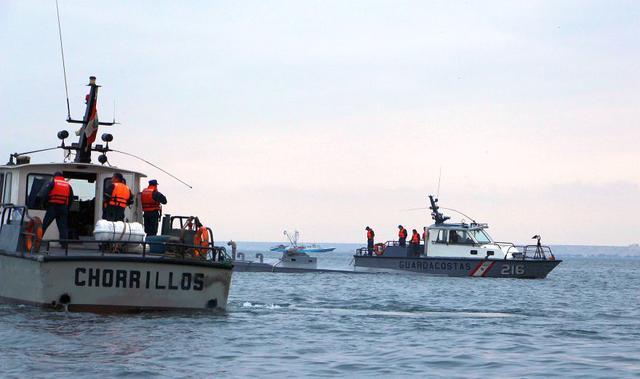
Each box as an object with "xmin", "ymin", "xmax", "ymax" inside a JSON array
[
  {"xmin": 0, "ymin": 251, "xmax": 233, "ymax": 271},
  {"xmin": 0, "ymin": 294, "xmax": 225, "ymax": 313},
  {"xmin": 354, "ymin": 255, "xmax": 562, "ymax": 264}
]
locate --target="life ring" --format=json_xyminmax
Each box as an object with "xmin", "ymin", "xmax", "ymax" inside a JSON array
[
  {"xmin": 24, "ymin": 217, "xmax": 43, "ymax": 253},
  {"xmin": 374, "ymin": 243, "xmax": 385, "ymax": 256},
  {"xmin": 193, "ymin": 226, "xmax": 210, "ymax": 257}
]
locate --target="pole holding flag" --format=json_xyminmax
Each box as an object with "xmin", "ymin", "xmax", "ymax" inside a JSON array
[{"xmin": 66, "ymin": 76, "xmax": 116, "ymax": 163}]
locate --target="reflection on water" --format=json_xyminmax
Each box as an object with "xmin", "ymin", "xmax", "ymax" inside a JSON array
[{"xmin": 0, "ymin": 245, "xmax": 639, "ymax": 377}]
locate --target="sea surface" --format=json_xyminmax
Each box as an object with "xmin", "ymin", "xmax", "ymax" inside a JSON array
[{"xmin": 0, "ymin": 243, "xmax": 639, "ymax": 378}]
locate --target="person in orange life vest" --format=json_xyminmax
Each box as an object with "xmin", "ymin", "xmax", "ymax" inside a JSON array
[
  {"xmin": 366, "ymin": 226, "xmax": 375, "ymax": 255},
  {"xmin": 398, "ymin": 225, "xmax": 408, "ymax": 247},
  {"xmin": 141, "ymin": 179, "xmax": 167, "ymax": 236},
  {"xmin": 39, "ymin": 172, "xmax": 74, "ymax": 247},
  {"xmin": 410, "ymin": 229, "xmax": 421, "ymax": 257},
  {"xmin": 103, "ymin": 172, "xmax": 133, "ymax": 222}
]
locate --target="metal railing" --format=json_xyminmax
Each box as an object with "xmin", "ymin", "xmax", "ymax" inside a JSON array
[
  {"xmin": 503, "ymin": 243, "xmax": 555, "ymax": 260},
  {"xmin": 33, "ymin": 238, "xmax": 231, "ymax": 263}
]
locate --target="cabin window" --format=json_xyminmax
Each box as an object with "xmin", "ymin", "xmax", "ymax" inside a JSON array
[
  {"xmin": 435, "ymin": 230, "xmax": 448, "ymax": 243},
  {"xmin": 0, "ymin": 173, "xmax": 4, "ymax": 203},
  {"xmin": 448, "ymin": 230, "xmax": 474, "ymax": 245},
  {"xmin": 25, "ymin": 174, "xmax": 53, "ymax": 210},
  {"xmin": 65, "ymin": 172, "xmax": 97, "ymax": 238},
  {"xmin": 2, "ymin": 172, "xmax": 11, "ymax": 204},
  {"xmin": 469, "ymin": 229, "xmax": 492, "ymax": 244}
]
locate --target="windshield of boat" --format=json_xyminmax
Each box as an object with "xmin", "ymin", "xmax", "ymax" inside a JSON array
[{"xmin": 469, "ymin": 229, "xmax": 492, "ymax": 244}]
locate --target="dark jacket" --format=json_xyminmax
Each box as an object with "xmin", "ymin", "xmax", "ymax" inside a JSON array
[{"xmin": 152, "ymin": 190, "xmax": 168, "ymax": 205}]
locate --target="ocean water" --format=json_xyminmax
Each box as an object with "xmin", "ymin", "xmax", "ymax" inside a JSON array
[{"xmin": 0, "ymin": 243, "xmax": 639, "ymax": 378}]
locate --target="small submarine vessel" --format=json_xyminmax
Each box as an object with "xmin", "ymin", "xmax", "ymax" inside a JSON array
[
  {"xmin": 269, "ymin": 230, "xmax": 336, "ymax": 253},
  {"xmin": 354, "ymin": 196, "xmax": 561, "ymax": 278},
  {"xmin": 0, "ymin": 77, "xmax": 233, "ymax": 311}
]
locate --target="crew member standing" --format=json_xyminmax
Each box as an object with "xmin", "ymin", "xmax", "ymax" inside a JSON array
[
  {"xmin": 398, "ymin": 225, "xmax": 408, "ymax": 247},
  {"xmin": 410, "ymin": 229, "xmax": 421, "ymax": 257},
  {"xmin": 103, "ymin": 173, "xmax": 133, "ymax": 222},
  {"xmin": 141, "ymin": 179, "xmax": 167, "ymax": 236},
  {"xmin": 366, "ymin": 226, "xmax": 375, "ymax": 256},
  {"xmin": 40, "ymin": 172, "xmax": 74, "ymax": 247}
]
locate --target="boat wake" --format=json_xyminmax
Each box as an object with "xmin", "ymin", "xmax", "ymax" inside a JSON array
[{"xmin": 238, "ymin": 302, "xmax": 517, "ymax": 318}]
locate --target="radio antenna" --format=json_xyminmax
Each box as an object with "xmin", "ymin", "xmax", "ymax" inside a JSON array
[
  {"xmin": 55, "ymin": 0, "xmax": 71, "ymax": 120},
  {"xmin": 109, "ymin": 149, "xmax": 193, "ymax": 189},
  {"xmin": 436, "ymin": 166, "xmax": 442, "ymax": 198}
]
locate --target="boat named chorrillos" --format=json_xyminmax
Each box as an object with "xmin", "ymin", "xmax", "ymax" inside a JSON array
[
  {"xmin": 0, "ymin": 77, "xmax": 233, "ymax": 312},
  {"xmin": 354, "ymin": 196, "xmax": 561, "ymax": 278}
]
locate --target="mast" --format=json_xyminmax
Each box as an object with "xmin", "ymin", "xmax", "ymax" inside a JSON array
[
  {"xmin": 428, "ymin": 195, "xmax": 450, "ymax": 225},
  {"xmin": 67, "ymin": 76, "xmax": 114, "ymax": 163}
]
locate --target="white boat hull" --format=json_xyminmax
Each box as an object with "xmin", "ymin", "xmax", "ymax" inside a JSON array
[{"xmin": 0, "ymin": 252, "xmax": 232, "ymax": 312}]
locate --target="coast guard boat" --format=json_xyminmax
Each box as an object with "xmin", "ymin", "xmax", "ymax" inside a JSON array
[
  {"xmin": 0, "ymin": 77, "xmax": 233, "ymax": 311},
  {"xmin": 354, "ymin": 196, "xmax": 561, "ymax": 278}
]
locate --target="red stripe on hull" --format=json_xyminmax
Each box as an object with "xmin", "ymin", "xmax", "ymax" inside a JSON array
[
  {"xmin": 481, "ymin": 261, "xmax": 495, "ymax": 277},
  {"xmin": 469, "ymin": 261, "xmax": 484, "ymax": 276}
]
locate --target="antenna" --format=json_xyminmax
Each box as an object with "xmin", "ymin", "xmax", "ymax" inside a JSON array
[
  {"xmin": 55, "ymin": 0, "xmax": 71, "ymax": 120},
  {"xmin": 436, "ymin": 166, "xmax": 442, "ymax": 198},
  {"xmin": 109, "ymin": 149, "xmax": 193, "ymax": 189}
]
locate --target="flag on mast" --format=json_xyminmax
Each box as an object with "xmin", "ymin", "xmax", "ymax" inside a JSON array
[{"xmin": 84, "ymin": 92, "xmax": 99, "ymax": 145}]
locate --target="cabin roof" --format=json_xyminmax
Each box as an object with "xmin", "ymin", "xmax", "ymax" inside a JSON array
[
  {"xmin": 0, "ymin": 162, "xmax": 146, "ymax": 177},
  {"xmin": 428, "ymin": 222, "xmax": 489, "ymax": 230}
]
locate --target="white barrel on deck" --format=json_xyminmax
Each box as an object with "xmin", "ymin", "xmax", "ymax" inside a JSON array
[{"xmin": 94, "ymin": 220, "xmax": 146, "ymax": 243}]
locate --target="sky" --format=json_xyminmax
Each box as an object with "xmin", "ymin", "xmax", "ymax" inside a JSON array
[{"xmin": 1, "ymin": 1, "xmax": 638, "ymax": 245}]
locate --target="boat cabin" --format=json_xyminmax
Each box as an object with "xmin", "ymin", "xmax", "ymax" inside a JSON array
[
  {"xmin": 0, "ymin": 161, "xmax": 145, "ymax": 241},
  {"xmin": 424, "ymin": 222, "xmax": 507, "ymax": 259}
]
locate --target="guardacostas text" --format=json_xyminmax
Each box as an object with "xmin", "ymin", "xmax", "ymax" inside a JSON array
[{"xmin": 74, "ymin": 268, "xmax": 205, "ymax": 291}]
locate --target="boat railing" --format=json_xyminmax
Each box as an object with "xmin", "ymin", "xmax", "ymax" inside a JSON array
[
  {"xmin": 355, "ymin": 240, "xmax": 397, "ymax": 256},
  {"xmin": 37, "ymin": 239, "xmax": 231, "ymax": 263},
  {"xmin": 0, "ymin": 204, "xmax": 27, "ymax": 231},
  {"xmin": 502, "ymin": 243, "xmax": 555, "ymax": 261}
]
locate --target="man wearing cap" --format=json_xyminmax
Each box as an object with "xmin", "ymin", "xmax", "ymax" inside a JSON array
[
  {"xmin": 141, "ymin": 179, "xmax": 167, "ymax": 236},
  {"xmin": 39, "ymin": 171, "xmax": 74, "ymax": 247},
  {"xmin": 103, "ymin": 173, "xmax": 133, "ymax": 222}
]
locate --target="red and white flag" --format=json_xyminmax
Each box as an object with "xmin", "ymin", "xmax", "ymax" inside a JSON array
[{"xmin": 84, "ymin": 93, "xmax": 99, "ymax": 144}]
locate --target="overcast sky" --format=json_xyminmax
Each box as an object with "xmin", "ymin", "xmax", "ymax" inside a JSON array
[{"xmin": 1, "ymin": 1, "xmax": 638, "ymax": 245}]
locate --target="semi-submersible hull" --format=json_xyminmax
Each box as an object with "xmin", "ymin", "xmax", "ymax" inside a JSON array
[
  {"xmin": 354, "ymin": 255, "xmax": 561, "ymax": 278},
  {"xmin": 0, "ymin": 251, "xmax": 233, "ymax": 312}
]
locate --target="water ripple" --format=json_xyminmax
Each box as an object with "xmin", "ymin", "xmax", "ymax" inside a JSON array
[{"xmin": 0, "ymin": 255, "xmax": 639, "ymax": 377}]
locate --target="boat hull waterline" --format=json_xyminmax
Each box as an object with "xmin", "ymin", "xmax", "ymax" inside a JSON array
[
  {"xmin": 354, "ymin": 256, "xmax": 561, "ymax": 278},
  {"xmin": 269, "ymin": 247, "xmax": 336, "ymax": 253},
  {"xmin": 0, "ymin": 252, "xmax": 232, "ymax": 312}
]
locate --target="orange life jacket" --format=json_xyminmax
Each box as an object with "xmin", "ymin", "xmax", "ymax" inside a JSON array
[
  {"xmin": 367, "ymin": 230, "xmax": 374, "ymax": 240},
  {"xmin": 48, "ymin": 176, "xmax": 71, "ymax": 205},
  {"xmin": 108, "ymin": 182, "xmax": 131, "ymax": 208},
  {"xmin": 141, "ymin": 185, "xmax": 161, "ymax": 212},
  {"xmin": 399, "ymin": 228, "xmax": 407, "ymax": 238},
  {"xmin": 411, "ymin": 233, "xmax": 420, "ymax": 244}
]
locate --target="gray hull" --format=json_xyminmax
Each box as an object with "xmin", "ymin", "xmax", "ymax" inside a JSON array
[
  {"xmin": 233, "ymin": 260, "xmax": 360, "ymax": 274},
  {"xmin": 0, "ymin": 251, "xmax": 233, "ymax": 312},
  {"xmin": 354, "ymin": 255, "xmax": 561, "ymax": 279}
]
